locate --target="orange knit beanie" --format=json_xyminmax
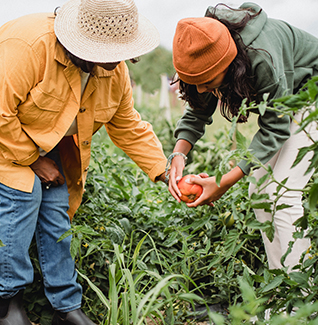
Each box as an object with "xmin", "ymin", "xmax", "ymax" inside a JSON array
[{"xmin": 173, "ymin": 17, "xmax": 237, "ymax": 85}]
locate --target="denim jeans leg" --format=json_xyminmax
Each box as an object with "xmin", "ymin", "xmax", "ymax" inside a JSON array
[
  {"xmin": 35, "ymin": 148, "xmax": 82, "ymax": 312},
  {"xmin": 0, "ymin": 177, "xmax": 42, "ymax": 298}
]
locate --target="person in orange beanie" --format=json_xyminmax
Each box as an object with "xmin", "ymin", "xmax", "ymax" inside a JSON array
[
  {"xmin": 0, "ymin": 0, "xmax": 167, "ymax": 324},
  {"xmin": 168, "ymin": 2, "xmax": 318, "ymax": 273}
]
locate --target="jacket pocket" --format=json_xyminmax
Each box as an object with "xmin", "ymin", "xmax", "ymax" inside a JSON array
[
  {"xmin": 94, "ymin": 106, "xmax": 118, "ymax": 123},
  {"xmin": 18, "ymin": 88, "xmax": 66, "ymax": 125}
]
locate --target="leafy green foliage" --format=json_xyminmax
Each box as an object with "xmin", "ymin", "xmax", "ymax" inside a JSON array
[{"xmin": 25, "ymin": 78, "xmax": 318, "ymax": 324}]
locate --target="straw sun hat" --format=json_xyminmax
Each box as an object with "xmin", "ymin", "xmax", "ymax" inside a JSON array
[{"xmin": 54, "ymin": 0, "xmax": 160, "ymax": 63}]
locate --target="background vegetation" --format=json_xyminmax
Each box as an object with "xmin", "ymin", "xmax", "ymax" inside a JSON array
[{"xmin": 19, "ymin": 53, "xmax": 318, "ymax": 324}]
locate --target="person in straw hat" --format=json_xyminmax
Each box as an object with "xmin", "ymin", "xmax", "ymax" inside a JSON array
[
  {"xmin": 0, "ymin": 0, "xmax": 167, "ymax": 324},
  {"xmin": 168, "ymin": 2, "xmax": 318, "ymax": 274}
]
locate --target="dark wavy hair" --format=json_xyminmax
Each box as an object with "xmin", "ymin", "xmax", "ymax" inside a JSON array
[{"xmin": 174, "ymin": 4, "xmax": 262, "ymax": 123}]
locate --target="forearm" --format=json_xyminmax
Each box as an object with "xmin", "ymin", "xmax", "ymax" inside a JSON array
[
  {"xmin": 173, "ymin": 139, "xmax": 192, "ymax": 155},
  {"xmin": 220, "ymin": 166, "xmax": 245, "ymax": 190}
]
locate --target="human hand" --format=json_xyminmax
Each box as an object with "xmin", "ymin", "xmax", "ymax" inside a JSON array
[
  {"xmin": 182, "ymin": 166, "xmax": 245, "ymax": 207},
  {"xmin": 168, "ymin": 155, "xmax": 187, "ymax": 202},
  {"xmin": 177, "ymin": 173, "xmax": 214, "ymax": 206},
  {"xmin": 30, "ymin": 156, "xmax": 65, "ymax": 187},
  {"xmin": 183, "ymin": 175, "xmax": 228, "ymax": 207}
]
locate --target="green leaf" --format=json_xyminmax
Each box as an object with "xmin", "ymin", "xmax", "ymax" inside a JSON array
[
  {"xmin": 274, "ymin": 177, "xmax": 288, "ymax": 194},
  {"xmin": 264, "ymin": 222, "xmax": 275, "ymax": 242},
  {"xmin": 118, "ymin": 186, "xmax": 130, "ymax": 201},
  {"xmin": 288, "ymin": 271, "xmax": 309, "ymax": 287},
  {"xmin": 307, "ymin": 78, "xmax": 318, "ymax": 100},
  {"xmin": 76, "ymin": 225, "xmax": 97, "ymax": 236},
  {"xmin": 121, "ymin": 292, "xmax": 129, "ymax": 325},
  {"xmin": 281, "ymin": 240, "xmax": 294, "ymax": 266},
  {"xmin": 223, "ymin": 230, "xmax": 239, "ymax": 257},
  {"xmin": 132, "ymin": 185, "xmax": 141, "ymax": 197},
  {"xmin": 105, "ymin": 225, "xmax": 125, "ymax": 244},
  {"xmin": 250, "ymin": 192, "xmax": 269, "ymax": 201},
  {"xmin": 305, "ymin": 145, "xmax": 318, "ymax": 174},
  {"xmin": 258, "ymin": 94, "xmax": 269, "ymax": 116},
  {"xmin": 109, "ymin": 264, "xmax": 119, "ymax": 325},
  {"xmin": 235, "ymin": 129, "xmax": 247, "ymax": 149},
  {"xmin": 70, "ymin": 237, "xmax": 80, "ymax": 259},
  {"xmin": 162, "ymin": 232, "xmax": 179, "ymax": 247},
  {"xmin": 309, "ymin": 183, "xmax": 318, "ymax": 211},
  {"xmin": 136, "ymin": 274, "xmax": 183, "ymax": 324},
  {"xmin": 114, "ymin": 203, "xmax": 132, "ymax": 215},
  {"xmin": 77, "ymin": 270, "xmax": 111, "ymax": 309},
  {"xmin": 0, "ymin": 240, "xmax": 5, "ymax": 247},
  {"xmin": 177, "ymin": 293, "xmax": 205, "ymax": 304},
  {"xmin": 252, "ymin": 275, "xmax": 265, "ymax": 283},
  {"xmin": 122, "ymin": 269, "xmax": 137, "ymax": 323},
  {"xmin": 276, "ymin": 203, "xmax": 292, "ymax": 211},
  {"xmin": 112, "ymin": 172, "xmax": 124, "ymax": 186},
  {"xmin": 119, "ymin": 218, "xmax": 132, "ymax": 235},
  {"xmin": 245, "ymin": 219, "xmax": 267, "ymax": 230},
  {"xmin": 292, "ymin": 146, "xmax": 312, "ymax": 168},
  {"xmin": 57, "ymin": 229, "xmax": 73, "ymax": 242},
  {"xmin": 250, "ymin": 202, "xmax": 272, "ymax": 211},
  {"xmin": 259, "ymin": 275, "xmax": 285, "ymax": 293},
  {"xmin": 215, "ymin": 170, "xmax": 223, "ymax": 187}
]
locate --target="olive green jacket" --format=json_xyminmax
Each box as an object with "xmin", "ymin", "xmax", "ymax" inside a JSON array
[{"xmin": 174, "ymin": 2, "xmax": 318, "ymax": 174}]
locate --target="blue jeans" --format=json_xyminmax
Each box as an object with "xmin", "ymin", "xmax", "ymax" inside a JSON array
[{"xmin": 0, "ymin": 148, "xmax": 82, "ymax": 312}]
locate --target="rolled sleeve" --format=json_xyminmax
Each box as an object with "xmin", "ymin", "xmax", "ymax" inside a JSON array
[{"xmin": 105, "ymin": 70, "xmax": 167, "ymax": 181}]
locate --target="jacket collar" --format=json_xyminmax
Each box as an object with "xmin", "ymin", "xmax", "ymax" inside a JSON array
[{"xmin": 54, "ymin": 40, "xmax": 115, "ymax": 104}]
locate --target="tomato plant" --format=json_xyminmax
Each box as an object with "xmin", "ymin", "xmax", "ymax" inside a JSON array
[
  {"xmin": 177, "ymin": 174, "xmax": 203, "ymax": 203},
  {"xmin": 219, "ymin": 211, "xmax": 235, "ymax": 228},
  {"xmin": 24, "ymin": 79, "xmax": 318, "ymax": 324}
]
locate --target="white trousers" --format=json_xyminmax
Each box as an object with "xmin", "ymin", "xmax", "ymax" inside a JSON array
[{"xmin": 249, "ymin": 112, "xmax": 318, "ymax": 271}]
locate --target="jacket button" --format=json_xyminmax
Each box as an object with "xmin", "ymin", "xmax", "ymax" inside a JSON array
[
  {"xmin": 82, "ymin": 140, "xmax": 90, "ymax": 146},
  {"xmin": 79, "ymin": 107, "xmax": 86, "ymax": 113}
]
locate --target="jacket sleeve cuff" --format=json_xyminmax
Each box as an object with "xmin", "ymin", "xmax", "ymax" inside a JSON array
[
  {"xmin": 13, "ymin": 150, "xmax": 40, "ymax": 167},
  {"xmin": 175, "ymin": 132, "xmax": 196, "ymax": 148},
  {"xmin": 148, "ymin": 159, "xmax": 167, "ymax": 183},
  {"xmin": 237, "ymin": 159, "xmax": 255, "ymax": 175}
]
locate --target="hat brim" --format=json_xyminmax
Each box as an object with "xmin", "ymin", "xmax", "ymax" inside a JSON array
[{"xmin": 54, "ymin": 0, "xmax": 160, "ymax": 62}]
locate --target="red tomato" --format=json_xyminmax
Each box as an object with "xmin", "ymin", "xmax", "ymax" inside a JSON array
[{"xmin": 177, "ymin": 174, "xmax": 203, "ymax": 203}]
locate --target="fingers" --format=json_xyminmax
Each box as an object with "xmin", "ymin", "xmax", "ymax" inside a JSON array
[
  {"xmin": 169, "ymin": 175, "xmax": 181, "ymax": 202},
  {"xmin": 168, "ymin": 157, "xmax": 185, "ymax": 202},
  {"xmin": 172, "ymin": 175, "xmax": 182, "ymax": 197},
  {"xmin": 186, "ymin": 198, "xmax": 215, "ymax": 208},
  {"xmin": 57, "ymin": 172, "xmax": 65, "ymax": 185},
  {"xmin": 45, "ymin": 172, "xmax": 65, "ymax": 188},
  {"xmin": 51, "ymin": 173, "xmax": 65, "ymax": 187},
  {"xmin": 184, "ymin": 175, "xmax": 204, "ymax": 186},
  {"xmin": 198, "ymin": 173, "xmax": 209, "ymax": 178}
]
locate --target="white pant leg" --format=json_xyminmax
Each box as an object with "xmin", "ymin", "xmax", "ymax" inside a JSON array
[{"xmin": 249, "ymin": 112, "xmax": 318, "ymax": 271}]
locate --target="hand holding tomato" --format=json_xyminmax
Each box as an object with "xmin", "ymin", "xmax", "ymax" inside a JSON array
[
  {"xmin": 177, "ymin": 167, "xmax": 245, "ymax": 208},
  {"xmin": 177, "ymin": 174, "xmax": 203, "ymax": 203}
]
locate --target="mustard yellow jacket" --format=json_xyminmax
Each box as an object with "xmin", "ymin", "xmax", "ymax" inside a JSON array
[{"xmin": 0, "ymin": 13, "xmax": 167, "ymax": 218}]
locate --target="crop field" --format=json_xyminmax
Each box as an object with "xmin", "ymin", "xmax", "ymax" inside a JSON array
[{"xmin": 24, "ymin": 82, "xmax": 318, "ymax": 324}]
